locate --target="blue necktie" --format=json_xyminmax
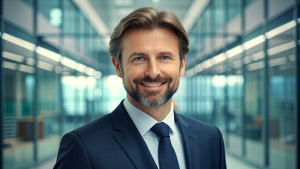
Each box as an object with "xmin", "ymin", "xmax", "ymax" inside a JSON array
[{"xmin": 151, "ymin": 122, "xmax": 180, "ymax": 169}]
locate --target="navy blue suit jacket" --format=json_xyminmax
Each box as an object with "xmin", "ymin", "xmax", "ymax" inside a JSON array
[{"xmin": 54, "ymin": 101, "xmax": 227, "ymax": 169}]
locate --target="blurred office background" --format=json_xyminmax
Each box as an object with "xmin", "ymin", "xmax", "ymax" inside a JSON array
[{"xmin": 0, "ymin": 0, "xmax": 299, "ymax": 169}]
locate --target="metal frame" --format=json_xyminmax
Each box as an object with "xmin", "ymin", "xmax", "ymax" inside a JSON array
[
  {"xmin": 262, "ymin": 0, "xmax": 270, "ymax": 167},
  {"xmin": 294, "ymin": 1, "xmax": 299, "ymax": 169},
  {"xmin": 58, "ymin": 0, "xmax": 65, "ymax": 136},
  {"xmin": 223, "ymin": 0, "xmax": 230, "ymax": 147},
  {"xmin": 33, "ymin": 0, "xmax": 39, "ymax": 163},
  {"xmin": 191, "ymin": 77, "xmax": 195, "ymax": 116},
  {"xmin": 186, "ymin": 78, "xmax": 191, "ymax": 115},
  {"xmin": 0, "ymin": 0, "xmax": 3, "ymax": 167},
  {"xmin": 240, "ymin": 0, "xmax": 247, "ymax": 158}
]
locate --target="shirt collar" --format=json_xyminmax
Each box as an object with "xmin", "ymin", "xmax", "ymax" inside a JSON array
[{"xmin": 123, "ymin": 97, "xmax": 176, "ymax": 136}]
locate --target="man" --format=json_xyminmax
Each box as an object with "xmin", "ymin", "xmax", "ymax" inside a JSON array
[{"xmin": 54, "ymin": 7, "xmax": 226, "ymax": 169}]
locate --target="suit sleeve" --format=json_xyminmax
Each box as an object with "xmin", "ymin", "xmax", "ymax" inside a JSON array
[
  {"xmin": 53, "ymin": 132, "xmax": 92, "ymax": 169},
  {"xmin": 216, "ymin": 127, "xmax": 227, "ymax": 169}
]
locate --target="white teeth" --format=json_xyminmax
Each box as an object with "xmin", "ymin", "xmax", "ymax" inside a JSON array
[{"xmin": 143, "ymin": 83, "xmax": 162, "ymax": 87}]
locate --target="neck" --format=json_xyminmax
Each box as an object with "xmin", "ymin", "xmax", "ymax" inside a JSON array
[{"xmin": 127, "ymin": 95, "xmax": 172, "ymax": 121}]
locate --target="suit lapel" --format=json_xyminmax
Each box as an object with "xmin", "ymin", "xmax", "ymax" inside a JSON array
[
  {"xmin": 111, "ymin": 102, "xmax": 158, "ymax": 169},
  {"xmin": 175, "ymin": 113, "xmax": 201, "ymax": 169}
]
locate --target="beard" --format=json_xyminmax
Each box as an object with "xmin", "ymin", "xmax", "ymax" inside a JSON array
[{"xmin": 123, "ymin": 75, "xmax": 179, "ymax": 107}]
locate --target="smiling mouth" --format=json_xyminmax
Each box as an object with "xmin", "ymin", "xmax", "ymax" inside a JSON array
[{"xmin": 141, "ymin": 82, "xmax": 164, "ymax": 87}]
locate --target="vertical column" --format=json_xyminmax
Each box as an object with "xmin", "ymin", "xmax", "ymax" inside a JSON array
[
  {"xmin": 85, "ymin": 82, "xmax": 89, "ymax": 123},
  {"xmin": 188, "ymin": 77, "xmax": 191, "ymax": 116},
  {"xmin": 195, "ymin": 76, "xmax": 198, "ymax": 117},
  {"xmin": 196, "ymin": 76, "xmax": 199, "ymax": 117},
  {"xmin": 294, "ymin": 1, "xmax": 299, "ymax": 169},
  {"xmin": 191, "ymin": 77, "xmax": 195, "ymax": 117},
  {"xmin": 33, "ymin": 0, "xmax": 39, "ymax": 163},
  {"xmin": 224, "ymin": 75, "xmax": 229, "ymax": 141},
  {"xmin": 101, "ymin": 77, "xmax": 104, "ymax": 115},
  {"xmin": 73, "ymin": 9, "xmax": 79, "ymax": 127},
  {"xmin": 209, "ymin": 75, "xmax": 214, "ymax": 124},
  {"xmin": 262, "ymin": 0, "xmax": 269, "ymax": 167},
  {"xmin": 224, "ymin": 0, "xmax": 229, "ymax": 146},
  {"xmin": 186, "ymin": 78, "xmax": 190, "ymax": 116},
  {"xmin": 189, "ymin": 77, "xmax": 192, "ymax": 116},
  {"xmin": 74, "ymin": 6, "xmax": 80, "ymax": 127},
  {"xmin": 211, "ymin": 2, "xmax": 217, "ymax": 126},
  {"xmin": 74, "ymin": 74, "xmax": 79, "ymax": 126},
  {"xmin": 240, "ymin": 0, "xmax": 246, "ymax": 158},
  {"xmin": 58, "ymin": 0, "xmax": 65, "ymax": 136},
  {"xmin": 0, "ymin": 0, "xmax": 4, "ymax": 167},
  {"xmin": 195, "ymin": 77, "xmax": 198, "ymax": 117}
]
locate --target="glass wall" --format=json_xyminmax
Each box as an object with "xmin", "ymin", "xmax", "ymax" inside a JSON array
[
  {"xmin": 267, "ymin": 11, "xmax": 296, "ymax": 169},
  {"xmin": 185, "ymin": 0, "xmax": 298, "ymax": 169},
  {"xmin": 1, "ymin": 0, "xmax": 105, "ymax": 168},
  {"xmin": 2, "ymin": 23, "xmax": 35, "ymax": 169},
  {"xmin": 244, "ymin": 31, "xmax": 264, "ymax": 165},
  {"xmin": 37, "ymin": 68, "xmax": 60, "ymax": 160},
  {"xmin": 1, "ymin": 0, "xmax": 299, "ymax": 169}
]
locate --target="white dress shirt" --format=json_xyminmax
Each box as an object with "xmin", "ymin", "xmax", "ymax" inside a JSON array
[{"xmin": 124, "ymin": 97, "xmax": 186, "ymax": 169}]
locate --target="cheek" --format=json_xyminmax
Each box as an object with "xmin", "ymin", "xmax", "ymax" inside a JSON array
[
  {"xmin": 123, "ymin": 70, "xmax": 138, "ymax": 84},
  {"xmin": 125, "ymin": 66, "xmax": 145, "ymax": 77},
  {"xmin": 163, "ymin": 66, "xmax": 181, "ymax": 76}
]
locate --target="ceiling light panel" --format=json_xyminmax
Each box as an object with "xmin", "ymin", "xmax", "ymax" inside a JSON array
[
  {"xmin": 2, "ymin": 33, "xmax": 35, "ymax": 51},
  {"xmin": 19, "ymin": 64, "xmax": 35, "ymax": 74},
  {"xmin": 2, "ymin": 51, "xmax": 24, "ymax": 62},
  {"xmin": 265, "ymin": 20, "xmax": 296, "ymax": 39},
  {"xmin": 36, "ymin": 46, "xmax": 62, "ymax": 62},
  {"xmin": 3, "ymin": 61, "xmax": 18, "ymax": 70},
  {"xmin": 114, "ymin": 0, "xmax": 132, "ymax": 6}
]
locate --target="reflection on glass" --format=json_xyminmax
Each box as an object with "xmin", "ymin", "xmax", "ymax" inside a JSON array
[
  {"xmin": 228, "ymin": 75, "xmax": 243, "ymax": 135},
  {"xmin": 37, "ymin": 68, "xmax": 60, "ymax": 160},
  {"xmin": 268, "ymin": 24, "xmax": 296, "ymax": 169},
  {"xmin": 3, "ymin": 69, "xmax": 34, "ymax": 169},
  {"xmin": 212, "ymin": 75, "xmax": 226, "ymax": 130},
  {"xmin": 226, "ymin": 54, "xmax": 244, "ymax": 156},
  {"xmin": 244, "ymin": 42, "xmax": 264, "ymax": 165}
]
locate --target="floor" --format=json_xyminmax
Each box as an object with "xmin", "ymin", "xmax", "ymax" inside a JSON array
[
  {"xmin": 31, "ymin": 153, "xmax": 259, "ymax": 169},
  {"xmin": 226, "ymin": 154, "xmax": 258, "ymax": 169}
]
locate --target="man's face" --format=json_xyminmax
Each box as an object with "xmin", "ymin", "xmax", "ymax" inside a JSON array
[{"xmin": 112, "ymin": 28, "xmax": 186, "ymax": 108}]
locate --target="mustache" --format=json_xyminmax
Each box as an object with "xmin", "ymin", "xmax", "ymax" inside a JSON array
[{"xmin": 134, "ymin": 76, "xmax": 171, "ymax": 83}]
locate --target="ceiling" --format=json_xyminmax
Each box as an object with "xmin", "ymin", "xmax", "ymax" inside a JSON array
[
  {"xmin": 71, "ymin": 0, "xmax": 211, "ymax": 74},
  {"xmin": 88, "ymin": 0, "xmax": 194, "ymax": 33},
  {"xmin": 73, "ymin": 0, "xmax": 210, "ymax": 46}
]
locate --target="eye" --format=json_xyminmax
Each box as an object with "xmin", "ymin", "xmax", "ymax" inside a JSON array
[
  {"xmin": 160, "ymin": 56, "xmax": 170, "ymax": 60},
  {"xmin": 133, "ymin": 57, "xmax": 144, "ymax": 61}
]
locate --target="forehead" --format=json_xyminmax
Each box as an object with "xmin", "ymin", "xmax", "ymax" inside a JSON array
[{"xmin": 121, "ymin": 28, "xmax": 179, "ymax": 55}]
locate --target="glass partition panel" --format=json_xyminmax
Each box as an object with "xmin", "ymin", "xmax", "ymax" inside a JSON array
[
  {"xmin": 267, "ymin": 19, "xmax": 296, "ymax": 169},
  {"xmin": 173, "ymin": 76, "xmax": 188, "ymax": 115},
  {"xmin": 212, "ymin": 75, "xmax": 226, "ymax": 130},
  {"xmin": 244, "ymin": 42, "xmax": 264, "ymax": 165},
  {"xmin": 3, "ymin": 69, "xmax": 35, "ymax": 169},
  {"xmin": 37, "ymin": 67, "xmax": 60, "ymax": 160},
  {"xmin": 2, "ymin": 24, "xmax": 35, "ymax": 169},
  {"xmin": 227, "ymin": 55, "xmax": 243, "ymax": 156}
]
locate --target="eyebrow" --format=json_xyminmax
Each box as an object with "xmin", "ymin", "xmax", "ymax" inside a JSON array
[
  {"xmin": 128, "ymin": 52, "xmax": 147, "ymax": 60},
  {"xmin": 158, "ymin": 51, "xmax": 174, "ymax": 56},
  {"xmin": 128, "ymin": 51, "xmax": 175, "ymax": 59}
]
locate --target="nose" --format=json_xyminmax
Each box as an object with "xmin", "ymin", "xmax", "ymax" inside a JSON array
[{"xmin": 145, "ymin": 59, "xmax": 160, "ymax": 78}]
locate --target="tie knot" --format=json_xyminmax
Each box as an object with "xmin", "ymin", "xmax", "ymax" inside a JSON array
[{"xmin": 151, "ymin": 122, "xmax": 170, "ymax": 138}]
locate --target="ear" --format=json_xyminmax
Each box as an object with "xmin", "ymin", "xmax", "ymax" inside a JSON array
[
  {"xmin": 180, "ymin": 55, "xmax": 186, "ymax": 77},
  {"xmin": 112, "ymin": 57, "xmax": 123, "ymax": 78}
]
